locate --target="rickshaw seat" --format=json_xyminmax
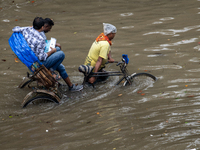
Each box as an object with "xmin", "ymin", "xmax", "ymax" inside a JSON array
[{"xmin": 8, "ymin": 32, "xmax": 57, "ymax": 89}]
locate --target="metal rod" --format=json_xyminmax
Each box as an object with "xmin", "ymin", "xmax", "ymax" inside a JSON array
[
  {"xmin": 92, "ymin": 71, "xmax": 121, "ymax": 74},
  {"xmin": 115, "ymin": 77, "xmax": 125, "ymax": 85},
  {"xmin": 90, "ymin": 74, "xmax": 124, "ymax": 77}
]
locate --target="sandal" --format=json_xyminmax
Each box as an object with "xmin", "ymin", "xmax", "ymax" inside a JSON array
[{"xmin": 52, "ymin": 71, "xmax": 61, "ymax": 81}]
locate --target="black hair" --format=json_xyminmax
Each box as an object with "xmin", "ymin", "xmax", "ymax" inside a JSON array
[
  {"xmin": 33, "ymin": 17, "xmax": 44, "ymax": 30},
  {"xmin": 44, "ymin": 18, "xmax": 54, "ymax": 26}
]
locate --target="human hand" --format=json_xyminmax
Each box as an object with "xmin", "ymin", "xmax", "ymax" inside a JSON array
[
  {"xmin": 108, "ymin": 58, "xmax": 115, "ymax": 63},
  {"xmin": 47, "ymin": 47, "xmax": 57, "ymax": 57},
  {"xmin": 55, "ymin": 43, "xmax": 61, "ymax": 49},
  {"xmin": 89, "ymin": 77, "xmax": 96, "ymax": 84},
  {"xmin": 50, "ymin": 47, "xmax": 57, "ymax": 53}
]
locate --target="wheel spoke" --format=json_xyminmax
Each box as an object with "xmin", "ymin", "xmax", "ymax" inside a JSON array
[
  {"xmin": 22, "ymin": 95, "xmax": 59, "ymax": 108},
  {"xmin": 123, "ymin": 73, "xmax": 157, "ymax": 86}
]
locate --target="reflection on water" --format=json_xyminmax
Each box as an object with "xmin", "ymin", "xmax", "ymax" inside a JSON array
[
  {"xmin": 144, "ymin": 47, "xmax": 173, "ymax": 51},
  {"xmin": 1, "ymin": 0, "xmax": 200, "ymax": 149},
  {"xmin": 144, "ymin": 25, "xmax": 200, "ymax": 36},
  {"xmin": 139, "ymin": 65, "xmax": 182, "ymax": 70},
  {"xmin": 159, "ymin": 17, "xmax": 174, "ymax": 21},
  {"xmin": 120, "ymin": 13, "xmax": 134, "ymax": 17},
  {"xmin": 160, "ymin": 38, "xmax": 198, "ymax": 47},
  {"xmin": 121, "ymin": 26, "xmax": 134, "ymax": 29}
]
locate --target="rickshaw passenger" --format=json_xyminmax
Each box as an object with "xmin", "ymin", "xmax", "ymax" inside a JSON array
[
  {"xmin": 12, "ymin": 17, "xmax": 83, "ymax": 92},
  {"xmin": 41, "ymin": 18, "xmax": 62, "ymax": 51}
]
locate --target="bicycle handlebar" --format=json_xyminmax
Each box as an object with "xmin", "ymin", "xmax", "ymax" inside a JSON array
[
  {"xmin": 105, "ymin": 61, "xmax": 118, "ymax": 64},
  {"xmin": 116, "ymin": 62, "xmax": 123, "ymax": 66},
  {"xmin": 106, "ymin": 58, "xmax": 127, "ymax": 67}
]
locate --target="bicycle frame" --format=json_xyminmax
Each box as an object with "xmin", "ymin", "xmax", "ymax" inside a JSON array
[{"xmin": 83, "ymin": 58, "xmax": 133, "ymax": 86}]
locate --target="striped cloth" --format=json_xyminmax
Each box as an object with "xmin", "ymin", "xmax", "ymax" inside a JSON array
[{"xmin": 78, "ymin": 65, "xmax": 94, "ymax": 76}]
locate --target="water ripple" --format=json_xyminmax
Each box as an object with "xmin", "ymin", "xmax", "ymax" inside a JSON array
[
  {"xmin": 120, "ymin": 13, "xmax": 133, "ymax": 17},
  {"xmin": 139, "ymin": 65, "xmax": 182, "ymax": 70},
  {"xmin": 144, "ymin": 25, "xmax": 200, "ymax": 36}
]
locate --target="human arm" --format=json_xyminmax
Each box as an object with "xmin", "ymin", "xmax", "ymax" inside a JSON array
[
  {"xmin": 35, "ymin": 40, "xmax": 49, "ymax": 61},
  {"xmin": 107, "ymin": 51, "xmax": 115, "ymax": 63},
  {"xmin": 55, "ymin": 43, "xmax": 61, "ymax": 49},
  {"xmin": 47, "ymin": 47, "xmax": 57, "ymax": 57},
  {"xmin": 35, "ymin": 41, "xmax": 56, "ymax": 60},
  {"xmin": 89, "ymin": 56, "xmax": 103, "ymax": 83}
]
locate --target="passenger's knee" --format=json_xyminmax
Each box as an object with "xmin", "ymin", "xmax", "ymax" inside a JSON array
[{"xmin": 58, "ymin": 51, "xmax": 65, "ymax": 60}]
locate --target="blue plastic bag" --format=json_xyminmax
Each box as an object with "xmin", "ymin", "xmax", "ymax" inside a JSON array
[
  {"xmin": 8, "ymin": 32, "xmax": 42, "ymax": 72},
  {"xmin": 122, "ymin": 54, "xmax": 129, "ymax": 64}
]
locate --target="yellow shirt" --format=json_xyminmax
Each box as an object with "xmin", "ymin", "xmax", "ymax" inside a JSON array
[{"xmin": 84, "ymin": 40, "xmax": 110, "ymax": 69}]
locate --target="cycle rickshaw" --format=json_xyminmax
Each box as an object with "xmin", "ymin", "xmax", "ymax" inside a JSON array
[
  {"xmin": 9, "ymin": 33, "xmax": 157, "ymax": 108},
  {"xmin": 9, "ymin": 32, "xmax": 63, "ymax": 108},
  {"xmin": 79, "ymin": 54, "xmax": 157, "ymax": 87}
]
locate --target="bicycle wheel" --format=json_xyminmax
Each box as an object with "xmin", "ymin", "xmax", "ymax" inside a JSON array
[
  {"xmin": 18, "ymin": 78, "xmax": 33, "ymax": 88},
  {"xmin": 22, "ymin": 95, "xmax": 59, "ymax": 108},
  {"xmin": 123, "ymin": 72, "xmax": 157, "ymax": 86}
]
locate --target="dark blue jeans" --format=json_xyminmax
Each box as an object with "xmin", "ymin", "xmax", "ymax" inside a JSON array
[{"xmin": 42, "ymin": 47, "xmax": 68, "ymax": 79}]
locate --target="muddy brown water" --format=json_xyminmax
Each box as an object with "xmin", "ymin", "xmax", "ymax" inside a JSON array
[{"xmin": 1, "ymin": 0, "xmax": 200, "ymax": 149}]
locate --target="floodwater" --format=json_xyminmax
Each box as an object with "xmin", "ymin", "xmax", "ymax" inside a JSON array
[{"xmin": 1, "ymin": 0, "xmax": 200, "ymax": 149}]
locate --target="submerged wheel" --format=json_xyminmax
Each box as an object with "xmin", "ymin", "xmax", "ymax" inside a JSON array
[
  {"xmin": 22, "ymin": 95, "xmax": 59, "ymax": 108},
  {"xmin": 123, "ymin": 72, "xmax": 157, "ymax": 86},
  {"xmin": 19, "ymin": 79, "xmax": 33, "ymax": 88}
]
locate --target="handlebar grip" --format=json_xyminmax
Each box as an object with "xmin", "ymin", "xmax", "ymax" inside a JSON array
[
  {"xmin": 116, "ymin": 62, "xmax": 123, "ymax": 66},
  {"xmin": 106, "ymin": 61, "xmax": 118, "ymax": 64}
]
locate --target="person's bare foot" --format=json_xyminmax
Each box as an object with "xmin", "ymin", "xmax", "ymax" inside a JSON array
[{"xmin": 51, "ymin": 71, "xmax": 61, "ymax": 81}]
